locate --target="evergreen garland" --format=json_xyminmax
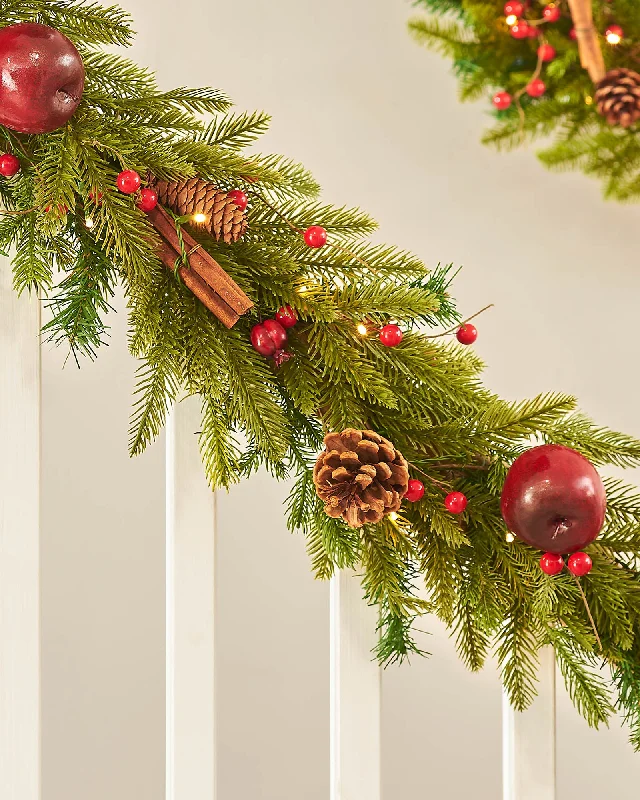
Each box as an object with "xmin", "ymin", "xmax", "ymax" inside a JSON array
[
  {"xmin": 3, "ymin": 0, "xmax": 640, "ymax": 745},
  {"xmin": 409, "ymin": 0, "xmax": 640, "ymax": 201}
]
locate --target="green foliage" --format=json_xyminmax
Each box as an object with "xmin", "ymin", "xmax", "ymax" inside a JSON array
[
  {"xmin": 5, "ymin": 0, "xmax": 640, "ymax": 747},
  {"xmin": 410, "ymin": 0, "xmax": 640, "ymax": 201}
]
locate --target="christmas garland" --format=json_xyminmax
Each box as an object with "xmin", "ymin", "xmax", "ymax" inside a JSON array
[
  {"xmin": 5, "ymin": 0, "xmax": 640, "ymax": 746},
  {"xmin": 409, "ymin": 0, "xmax": 640, "ymax": 202}
]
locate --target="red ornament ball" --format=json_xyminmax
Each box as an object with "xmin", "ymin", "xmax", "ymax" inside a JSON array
[
  {"xmin": 445, "ymin": 492, "xmax": 467, "ymax": 514},
  {"xmin": 542, "ymin": 4, "xmax": 561, "ymax": 22},
  {"xmin": 567, "ymin": 552, "xmax": 593, "ymax": 577},
  {"xmin": 510, "ymin": 21, "xmax": 530, "ymax": 39},
  {"xmin": 456, "ymin": 323, "xmax": 477, "ymax": 345},
  {"xmin": 250, "ymin": 320, "xmax": 288, "ymax": 357},
  {"xmin": 116, "ymin": 170, "xmax": 141, "ymax": 195},
  {"xmin": 0, "ymin": 23, "xmax": 84, "ymax": 134},
  {"xmin": 569, "ymin": 27, "xmax": 577, "ymax": 40},
  {"xmin": 304, "ymin": 225, "xmax": 327, "ymax": 248},
  {"xmin": 605, "ymin": 24, "xmax": 624, "ymax": 43},
  {"xmin": 527, "ymin": 25, "xmax": 540, "ymax": 38},
  {"xmin": 405, "ymin": 479, "xmax": 425, "ymax": 503},
  {"xmin": 526, "ymin": 79, "xmax": 546, "ymax": 98},
  {"xmin": 228, "ymin": 189, "xmax": 248, "ymax": 211},
  {"xmin": 503, "ymin": 1, "xmax": 524, "ymax": 16},
  {"xmin": 275, "ymin": 305, "xmax": 298, "ymax": 328},
  {"xmin": 501, "ymin": 445, "xmax": 606, "ymax": 555},
  {"xmin": 540, "ymin": 552, "xmax": 564, "ymax": 576},
  {"xmin": 379, "ymin": 324, "xmax": 403, "ymax": 347},
  {"xmin": 493, "ymin": 91, "xmax": 512, "ymax": 110},
  {"xmin": 136, "ymin": 187, "xmax": 158, "ymax": 212},
  {"xmin": 538, "ymin": 43, "xmax": 556, "ymax": 62},
  {"xmin": 0, "ymin": 153, "xmax": 20, "ymax": 177}
]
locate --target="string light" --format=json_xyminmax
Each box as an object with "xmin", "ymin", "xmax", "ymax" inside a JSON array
[
  {"xmin": 505, "ymin": 14, "xmax": 518, "ymax": 26},
  {"xmin": 356, "ymin": 323, "xmax": 368, "ymax": 335},
  {"xmin": 585, "ymin": 95, "xmax": 593, "ymax": 105},
  {"xmin": 390, "ymin": 512, "xmax": 399, "ymax": 521},
  {"xmin": 192, "ymin": 212, "xmax": 207, "ymax": 223},
  {"xmin": 85, "ymin": 217, "xmax": 94, "ymax": 229},
  {"xmin": 605, "ymin": 25, "xmax": 623, "ymax": 45},
  {"xmin": 505, "ymin": 532, "xmax": 515, "ymax": 543}
]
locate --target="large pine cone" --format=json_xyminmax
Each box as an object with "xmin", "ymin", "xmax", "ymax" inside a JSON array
[
  {"xmin": 313, "ymin": 429, "xmax": 409, "ymax": 528},
  {"xmin": 151, "ymin": 177, "xmax": 247, "ymax": 243},
  {"xmin": 595, "ymin": 68, "xmax": 640, "ymax": 128}
]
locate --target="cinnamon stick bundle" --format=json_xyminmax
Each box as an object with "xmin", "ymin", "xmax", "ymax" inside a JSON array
[
  {"xmin": 148, "ymin": 204, "xmax": 253, "ymax": 328},
  {"xmin": 567, "ymin": 0, "xmax": 606, "ymax": 83}
]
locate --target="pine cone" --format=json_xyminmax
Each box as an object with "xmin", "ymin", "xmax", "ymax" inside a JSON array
[
  {"xmin": 151, "ymin": 177, "xmax": 247, "ymax": 243},
  {"xmin": 595, "ymin": 68, "xmax": 640, "ymax": 128},
  {"xmin": 313, "ymin": 429, "xmax": 409, "ymax": 528}
]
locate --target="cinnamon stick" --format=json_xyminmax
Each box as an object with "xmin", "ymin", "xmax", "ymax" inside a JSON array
[
  {"xmin": 155, "ymin": 239, "xmax": 239, "ymax": 329},
  {"xmin": 567, "ymin": 0, "xmax": 606, "ymax": 83},
  {"xmin": 148, "ymin": 205, "xmax": 253, "ymax": 315}
]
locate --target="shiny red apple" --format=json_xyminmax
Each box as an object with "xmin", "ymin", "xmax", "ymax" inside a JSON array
[
  {"xmin": 501, "ymin": 444, "xmax": 606, "ymax": 554},
  {"xmin": 0, "ymin": 23, "xmax": 84, "ymax": 134}
]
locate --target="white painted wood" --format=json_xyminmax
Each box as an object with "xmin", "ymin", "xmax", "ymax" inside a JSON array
[
  {"xmin": 166, "ymin": 397, "xmax": 216, "ymax": 800},
  {"xmin": 330, "ymin": 570, "xmax": 381, "ymax": 800},
  {"xmin": 0, "ymin": 262, "xmax": 41, "ymax": 800},
  {"xmin": 503, "ymin": 646, "xmax": 556, "ymax": 800}
]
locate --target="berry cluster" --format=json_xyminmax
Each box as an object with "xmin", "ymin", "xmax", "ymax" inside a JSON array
[
  {"xmin": 539, "ymin": 550, "xmax": 593, "ymax": 577},
  {"xmin": 250, "ymin": 305, "xmax": 297, "ymax": 367}
]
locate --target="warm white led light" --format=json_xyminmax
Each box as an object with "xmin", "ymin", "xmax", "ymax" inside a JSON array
[
  {"xmin": 357, "ymin": 323, "xmax": 368, "ymax": 335},
  {"xmin": 505, "ymin": 532, "xmax": 515, "ymax": 543},
  {"xmin": 85, "ymin": 217, "xmax": 94, "ymax": 229},
  {"xmin": 505, "ymin": 14, "xmax": 518, "ymax": 25},
  {"xmin": 192, "ymin": 212, "xmax": 207, "ymax": 223}
]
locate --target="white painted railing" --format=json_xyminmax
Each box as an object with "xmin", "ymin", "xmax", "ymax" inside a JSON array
[{"xmin": 0, "ymin": 264, "xmax": 41, "ymax": 800}]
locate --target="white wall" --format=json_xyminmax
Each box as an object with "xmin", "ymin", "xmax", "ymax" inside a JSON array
[{"xmin": 41, "ymin": 0, "xmax": 640, "ymax": 797}]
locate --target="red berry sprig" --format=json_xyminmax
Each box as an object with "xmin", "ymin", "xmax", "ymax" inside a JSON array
[
  {"xmin": 304, "ymin": 225, "xmax": 327, "ymax": 248},
  {"xmin": 542, "ymin": 3, "xmax": 560, "ymax": 23},
  {"xmin": 116, "ymin": 169, "xmax": 141, "ymax": 194},
  {"xmin": 275, "ymin": 305, "xmax": 298, "ymax": 328},
  {"xmin": 503, "ymin": 1, "xmax": 523, "ymax": 16},
  {"xmin": 0, "ymin": 153, "xmax": 20, "ymax": 177},
  {"xmin": 405, "ymin": 479, "xmax": 425, "ymax": 503},
  {"xmin": 537, "ymin": 44, "xmax": 556, "ymax": 62},
  {"xmin": 228, "ymin": 189, "xmax": 248, "ymax": 211},
  {"xmin": 493, "ymin": 91, "xmax": 512, "ymax": 110},
  {"xmin": 444, "ymin": 491, "xmax": 467, "ymax": 514},
  {"xmin": 379, "ymin": 324, "xmax": 403, "ymax": 347},
  {"xmin": 136, "ymin": 187, "xmax": 158, "ymax": 212},
  {"xmin": 540, "ymin": 552, "xmax": 564, "ymax": 576},
  {"xmin": 510, "ymin": 20, "xmax": 530, "ymax": 39},
  {"xmin": 456, "ymin": 323, "xmax": 477, "ymax": 345},
  {"xmin": 567, "ymin": 552, "xmax": 593, "ymax": 576},
  {"xmin": 526, "ymin": 79, "xmax": 546, "ymax": 98},
  {"xmin": 250, "ymin": 318, "xmax": 291, "ymax": 366}
]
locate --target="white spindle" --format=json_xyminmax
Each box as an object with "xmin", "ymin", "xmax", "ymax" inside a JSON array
[
  {"xmin": 330, "ymin": 570, "xmax": 381, "ymax": 800},
  {"xmin": 0, "ymin": 265, "xmax": 41, "ymax": 800},
  {"xmin": 503, "ymin": 646, "xmax": 556, "ymax": 800},
  {"xmin": 166, "ymin": 398, "xmax": 216, "ymax": 800}
]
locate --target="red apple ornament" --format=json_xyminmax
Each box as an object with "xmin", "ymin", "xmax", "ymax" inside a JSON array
[
  {"xmin": 501, "ymin": 445, "xmax": 606, "ymax": 554},
  {"xmin": 0, "ymin": 23, "xmax": 84, "ymax": 134}
]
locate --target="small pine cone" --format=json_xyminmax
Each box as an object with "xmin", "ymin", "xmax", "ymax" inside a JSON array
[
  {"xmin": 595, "ymin": 68, "xmax": 640, "ymax": 128},
  {"xmin": 151, "ymin": 177, "xmax": 247, "ymax": 243},
  {"xmin": 313, "ymin": 429, "xmax": 409, "ymax": 529}
]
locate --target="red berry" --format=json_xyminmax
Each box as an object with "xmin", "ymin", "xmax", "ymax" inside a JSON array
[
  {"xmin": 0, "ymin": 153, "xmax": 20, "ymax": 177},
  {"xmin": 405, "ymin": 479, "xmax": 425, "ymax": 503},
  {"xmin": 88, "ymin": 190, "xmax": 103, "ymax": 205},
  {"xmin": 605, "ymin": 24, "xmax": 624, "ymax": 43},
  {"xmin": 275, "ymin": 305, "xmax": 298, "ymax": 328},
  {"xmin": 503, "ymin": 1, "xmax": 524, "ymax": 15},
  {"xmin": 116, "ymin": 169, "xmax": 140, "ymax": 194},
  {"xmin": 304, "ymin": 225, "xmax": 327, "ymax": 248},
  {"xmin": 569, "ymin": 27, "xmax": 577, "ymax": 40},
  {"xmin": 540, "ymin": 552, "xmax": 564, "ymax": 576},
  {"xmin": 542, "ymin": 4, "xmax": 561, "ymax": 22},
  {"xmin": 263, "ymin": 318, "xmax": 288, "ymax": 350},
  {"xmin": 379, "ymin": 324, "xmax": 403, "ymax": 347},
  {"xmin": 526, "ymin": 79, "xmax": 546, "ymax": 98},
  {"xmin": 250, "ymin": 323, "xmax": 277, "ymax": 357},
  {"xmin": 228, "ymin": 189, "xmax": 248, "ymax": 211},
  {"xmin": 136, "ymin": 187, "xmax": 158, "ymax": 212},
  {"xmin": 527, "ymin": 25, "xmax": 540, "ymax": 38},
  {"xmin": 493, "ymin": 91, "xmax": 512, "ymax": 110},
  {"xmin": 510, "ymin": 21, "xmax": 530, "ymax": 39},
  {"xmin": 44, "ymin": 203, "xmax": 69, "ymax": 214},
  {"xmin": 445, "ymin": 492, "xmax": 467, "ymax": 514},
  {"xmin": 538, "ymin": 44, "xmax": 556, "ymax": 61},
  {"xmin": 456, "ymin": 323, "xmax": 477, "ymax": 345},
  {"xmin": 567, "ymin": 552, "xmax": 593, "ymax": 577}
]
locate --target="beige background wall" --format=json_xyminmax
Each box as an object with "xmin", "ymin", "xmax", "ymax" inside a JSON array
[{"xmin": 41, "ymin": 0, "xmax": 640, "ymax": 798}]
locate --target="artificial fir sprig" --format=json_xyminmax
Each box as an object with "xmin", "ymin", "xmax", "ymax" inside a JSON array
[{"xmin": 4, "ymin": 0, "xmax": 640, "ymax": 747}]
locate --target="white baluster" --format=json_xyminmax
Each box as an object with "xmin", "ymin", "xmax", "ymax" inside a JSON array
[
  {"xmin": 0, "ymin": 262, "xmax": 40, "ymax": 800},
  {"xmin": 166, "ymin": 398, "xmax": 216, "ymax": 800}
]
